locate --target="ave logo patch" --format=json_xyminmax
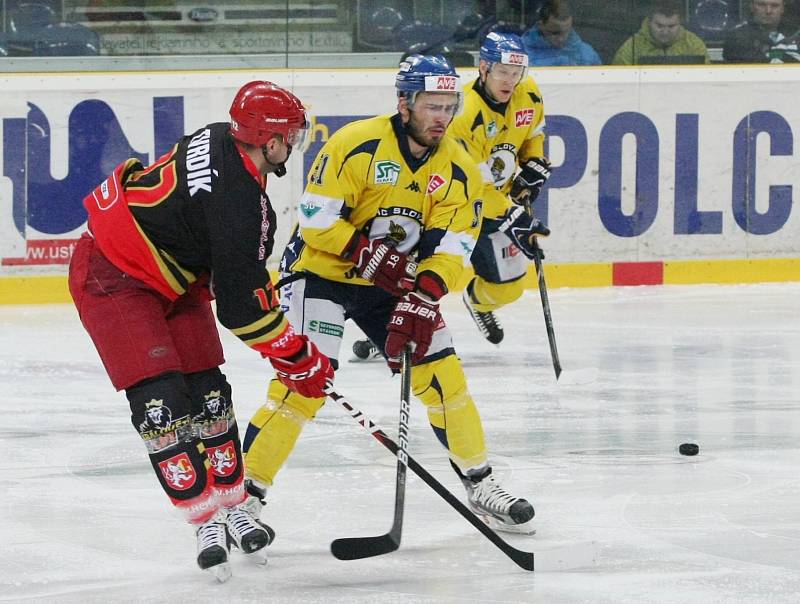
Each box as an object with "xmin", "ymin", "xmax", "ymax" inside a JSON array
[
  {"xmin": 375, "ymin": 160, "xmax": 401, "ymax": 185},
  {"xmin": 426, "ymin": 174, "xmax": 446, "ymax": 194},
  {"xmin": 515, "ymin": 109, "xmax": 534, "ymax": 128}
]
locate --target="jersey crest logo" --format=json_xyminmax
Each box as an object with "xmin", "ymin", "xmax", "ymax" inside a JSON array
[
  {"xmin": 388, "ymin": 220, "xmax": 407, "ymax": 244},
  {"xmin": 375, "ymin": 160, "xmax": 401, "ymax": 185},
  {"xmin": 207, "ymin": 441, "xmax": 237, "ymax": 477},
  {"xmin": 515, "ymin": 109, "xmax": 534, "ymax": 127},
  {"xmin": 486, "ymin": 120, "xmax": 497, "ymax": 138},
  {"xmin": 426, "ymin": 174, "xmax": 446, "ymax": 194},
  {"xmin": 158, "ymin": 453, "xmax": 197, "ymax": 490}
]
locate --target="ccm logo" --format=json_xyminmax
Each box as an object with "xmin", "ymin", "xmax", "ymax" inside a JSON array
[{"xmin": 515, "ymin": 109, "xmax": 534, "ymax": 127}]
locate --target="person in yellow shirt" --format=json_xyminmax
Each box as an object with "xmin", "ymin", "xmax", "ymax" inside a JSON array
[
  {"xmin": 242, "ymin": 55, "xmax": 535, "ymax": 534},
  {"xmin": 351, "ymin": 32, "xmax": 551, "ymax": 353},
  {"xmin": 450, "ymin": 31, "xmax": 552, "ymax": 344}
]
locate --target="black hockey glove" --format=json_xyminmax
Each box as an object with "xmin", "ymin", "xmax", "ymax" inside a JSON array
[
  {"xmin": 509, "ymin": 157, "xmax": 551, "ymax": 205},
  {"xmin": 498, "ymin": 206, "xmax": 549, "ymax": 260}
]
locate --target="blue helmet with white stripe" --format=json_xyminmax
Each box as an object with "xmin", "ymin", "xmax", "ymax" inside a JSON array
[
  {"xmin": 479, "ymin": 31, "xmax": 529, "ymax": 72},
  {"xmin": 396, "ymin": 54, "xmax": 462, "ymax": 112}
]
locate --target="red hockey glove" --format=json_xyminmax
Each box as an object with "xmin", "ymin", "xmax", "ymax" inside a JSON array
[
  {"xmin": 344, "ymin": 233, "xmax": 416, "ymax": 296},
  {"xmin": 385, "ymin": 291, "xmax": 442, "ymax": 368},
  {"xmin": 510, "ymin": 157, "xmax": 551, "ymax": 205},
  {"xmin": 270, "ymin": 336, "xmax": 333, "ymax": 399}
]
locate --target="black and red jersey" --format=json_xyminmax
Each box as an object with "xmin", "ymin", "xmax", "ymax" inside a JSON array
[{"xmin": 83, "ymin": 122, "xmax": 301, "ymax": 359}]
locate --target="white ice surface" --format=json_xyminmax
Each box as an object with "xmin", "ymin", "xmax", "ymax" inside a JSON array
[{"xmin": 1, "ymin": 283, "xmax": 799, "ymax": 603}]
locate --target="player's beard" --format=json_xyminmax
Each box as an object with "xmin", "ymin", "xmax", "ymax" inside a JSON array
[{"xmin": 405, "ymin": 113, "xmax": 445, "ymax": 149}]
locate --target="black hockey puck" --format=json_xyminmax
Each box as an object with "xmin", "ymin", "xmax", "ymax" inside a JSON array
[
  {"xmin": 679, "ymin": 443, "xmax": 699, "ymax": 456},
  {"xmin": 352, "ymin": 339, "xmax": 374, "ymax": 360}
]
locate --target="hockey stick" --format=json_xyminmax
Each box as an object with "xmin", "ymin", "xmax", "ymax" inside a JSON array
[
  {"xmin": 330, "ymin": 346, "xmax": 412, "ymax": 560},
  {"xmin": 325, "ymin": 388, "xmax": 535, "ymax": 571},
  {"xmin": 531, "ymin": 240, "xmax": 562, "ymax": 381}
]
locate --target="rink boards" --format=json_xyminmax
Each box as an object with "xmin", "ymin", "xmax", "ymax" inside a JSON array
[{"xmin": 1, "ymin": 65, "xmax": 799, "ymax": 303}]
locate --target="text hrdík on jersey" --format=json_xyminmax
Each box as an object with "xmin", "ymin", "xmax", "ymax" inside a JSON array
[{"xmin": 186, "ymin": 129, "xmax": 218, "ymax": 196}]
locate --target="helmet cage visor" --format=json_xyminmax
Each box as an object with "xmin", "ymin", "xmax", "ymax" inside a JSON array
[{"xmin": 285, "ymin": 112, "xmax": 310, "ymax": 152}]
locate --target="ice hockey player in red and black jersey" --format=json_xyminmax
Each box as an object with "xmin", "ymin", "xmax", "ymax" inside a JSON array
[{"xmin": 68, "ymin": 81, "xmax": 333, "ymax": 582}]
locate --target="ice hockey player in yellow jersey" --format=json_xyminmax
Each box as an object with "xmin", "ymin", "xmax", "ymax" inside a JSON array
[
  {"xmin": 242, "ymin": 55, "xmax": 535, "ymax": 534},
  {"xmin": 449, "ymin": 31, "xmax": 552, "ymax": 344}
]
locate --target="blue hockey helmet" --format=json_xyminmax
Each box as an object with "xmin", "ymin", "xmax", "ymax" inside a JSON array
[
  {"xmin": 479, "ymin": 31, "xmax": 529, "ymax": 71},
  {"xmin": 396, "ymin": 54, "xmax": 463, "ymax": 112}
]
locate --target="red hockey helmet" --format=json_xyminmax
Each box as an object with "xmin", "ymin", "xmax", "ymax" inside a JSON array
[{"xmin": 229, "ymin": 81, "xmax": 310, "ymax": 151}]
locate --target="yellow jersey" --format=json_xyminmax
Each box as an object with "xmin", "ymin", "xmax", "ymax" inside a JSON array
[
  {"xmin": 448, "ymin": 76, "xmax": 546, "ymax": 219},
  {"xmin": 286, "ymin": 113, "xmax": 483, "ymax": 295}
]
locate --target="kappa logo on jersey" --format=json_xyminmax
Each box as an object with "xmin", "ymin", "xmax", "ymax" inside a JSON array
[
  {"xmin": 158, "ymin": 453, "xmax": 197, "ymax": 490},
  {"xmin": 186, "ymin": 128, "xmax": 217, "ymax": 196},
  {"xmin": 405, "ymin": 180, "xmax": 420, "ymax": 192},
  {"xmin": 375, "ymin": 160, "xmax": 401, "ymax": 185},
  {"xmin": 515, "ymin": 109, "xmax": 534, "ymax": 128},
  {"xmin": 426, "ymin": 174, "xmax": 446, "ymax": 194},
  {"xmin": 206, "ymin": 441, "xmax": 237, "ymax": 477}
]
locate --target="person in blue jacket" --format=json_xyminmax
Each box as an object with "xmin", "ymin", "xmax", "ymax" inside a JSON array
[{"xmin": 522, "ymin": 0, "xmax": 602, "ymax": 66}]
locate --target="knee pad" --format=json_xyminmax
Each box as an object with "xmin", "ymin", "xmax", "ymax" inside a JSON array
[
  {"xmin": 126, "ymin": 373, "xmax": 214, "ymax": 519},
  {"xmin": 242, "ymin": 379, "xmax": 323, "ymax": 486},
  {"xmin": 185, "ymin": 368, "xmax": 244, "ymax": 504},
  {"xmin": 471, "ymin": 277, "xmax": 525, "ymax": 312},
  {"xmin": 127, "ymin": 372, "xmax": 194, "ymax": 453},
  {"xmin": 411, "ymin": 355, "xmax": 487, "ymax": 471},
  {"xmin": 185, "ymin": 367, "xmax": 235, "ymax": 437}
]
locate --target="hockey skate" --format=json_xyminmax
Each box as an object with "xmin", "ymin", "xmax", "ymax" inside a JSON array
[
  {"xmin": 225, "ymin": 502, "xmax": 275, "ymax": 565},
  {"xmin": 462, "ymin": 281, "xmax": 504, "ymax": 344},
  {"xmin": 196, "ymin": 511, "xmax": 232, "ymax": 582},
  {"xmin": 350, "ymin": 338, "xmax": 382, "ymax": 362},
  {"xmin": 461, "ymin": 468, "xmax": 535, "ymax": 535}
]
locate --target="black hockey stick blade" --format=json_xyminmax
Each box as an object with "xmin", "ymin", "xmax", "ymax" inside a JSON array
[
  {"xmin": 330, "ymin": 347, "xmax": 412, "ymax": 561},
  {"xmin": 532, "ymin": 242, "xmax": 562, "ymax": 380},
  {"xmin": 330, "ymin": 534, "xmax": 399, "ymax": 560},
  {"xmin": 326, "ymin": 387, "xmax": 535, "ymax": 571}
]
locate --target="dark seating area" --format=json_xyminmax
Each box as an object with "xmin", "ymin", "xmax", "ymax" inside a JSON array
[{"xmin": 1, "ymin": 1, "xmax": 100, "ymax": 56}]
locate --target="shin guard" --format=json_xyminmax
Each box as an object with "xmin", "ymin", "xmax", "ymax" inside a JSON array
[
  {"xmin": 411, "ymin": 355, "xmax": 488, "ymax": 472},
  {"xmin": 243, "ymin": 379, "xmax": 324, "ymax": 486},
  {"xmin": 127, "ymin": 372, "xmax": 216, "ymax": 523},
  {"xmin": 187, "ymin": 368, "xmax": 246, "ymax": 509}
]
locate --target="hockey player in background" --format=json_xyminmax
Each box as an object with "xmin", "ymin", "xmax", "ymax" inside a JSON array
[
  {"xmin": 68, "ymin": 81, "xmax": 333, "ymax": 581},
  {"xmin": 242, "ymin": 55, "xmax": 536, "ymax": 535},
  {"xmin": 451, "ymin": 31, "xmax": 551, "ymax": 344},
  {"xmin": 351, "ymin": 32, "xmax": 550, "ymax": 359}
]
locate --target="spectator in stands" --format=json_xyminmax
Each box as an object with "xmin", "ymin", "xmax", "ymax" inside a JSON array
[
  {"xmin": 521, "ymin": 0, "xmax": 602, "ymax": 66},
  {"xmin": 723, "ymin": 0, "xmax": 800, "ymax": 62},
  {"xmin": 613, "ymin": 0, "xmax": 710, "ymax": 65}
]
